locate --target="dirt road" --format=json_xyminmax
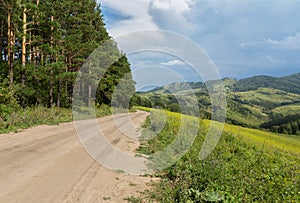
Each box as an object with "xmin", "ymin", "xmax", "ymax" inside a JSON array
[{"xmin": 0, "ymin": 110, "xmax": 153, "ymax": 203}]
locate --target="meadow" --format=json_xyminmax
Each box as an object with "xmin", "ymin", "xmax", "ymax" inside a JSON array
[{"xmin": 135, "ymin": 107, "xmax": 300, "ymax": 202}]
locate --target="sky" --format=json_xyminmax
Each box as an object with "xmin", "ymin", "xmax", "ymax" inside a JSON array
[{"xmin": 98, "ymin": 0, "xmax": 300, "ymax": 90}]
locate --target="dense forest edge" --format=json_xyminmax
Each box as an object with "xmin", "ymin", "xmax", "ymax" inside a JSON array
[{"xmin": 0, "ymin": 0, "xmax": 135, "ymax": 133}]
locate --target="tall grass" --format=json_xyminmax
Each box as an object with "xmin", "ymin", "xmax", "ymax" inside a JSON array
[
  {"xmin": 0, "ymin": 104, "xmax": 112, "ymax": 134},
  {"xmin": 137, "ymin": 108, "xmax": 300, "ymax": 202},
  {"xmin": 0, "ymin": 106, "xmax": 72, "ymax": 133}
]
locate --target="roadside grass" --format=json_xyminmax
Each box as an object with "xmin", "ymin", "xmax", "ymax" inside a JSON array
[
  {"xmin": 135, "ymin": 106, "xmax": 152, "ymax": 112},
  {"xmin": 136, "ymin": 107, "xmax": 202, "ymax": 172},
  {"xmin": 136, "ymin": 107, "xmax": 300, "ymax": 202},
  {"xmin": 0, "ymin": 106, "xmax": 72, "ymax": 133},
  {"xmin": 0, "ymin": 104, "xmax": 112, "ymax": 134}
]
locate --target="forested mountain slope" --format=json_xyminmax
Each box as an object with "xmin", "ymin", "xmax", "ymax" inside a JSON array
[
  {"xmin": 135, "ymin": 73, "xmax": 300, "ymax": 135},
  {"xmin": 233, "ymin": 73, "xmax": 300, "ymax": 94}
]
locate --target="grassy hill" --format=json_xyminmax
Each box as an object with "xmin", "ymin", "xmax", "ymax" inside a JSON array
[
  {"xmin": 134, "ymin": 72, "xmax": 300, "ymax": 134},
  {"xmin": 136, "ymin": 107, "xmax": 300, "ymax": 202},
  {"xmin": 235, "ymin": 88, "xmax": 300, "ymax": 109},
  {"xmin": 272, "ymin": 103, "xmax": 300, "ymax": 116}
]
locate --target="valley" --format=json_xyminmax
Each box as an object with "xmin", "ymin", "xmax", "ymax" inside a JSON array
[{"xmin": 135, "ymin": 73, "xmax": 300, "ymax": 135}]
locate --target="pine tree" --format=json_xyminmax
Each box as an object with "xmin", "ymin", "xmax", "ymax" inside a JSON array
[
  {"xmin": 0, "ymin": 0, "xmax": 136, "ymax": 110},
  {"xmin": 96, "ymin": 55, "xmax": 136, "ymax": 107}
]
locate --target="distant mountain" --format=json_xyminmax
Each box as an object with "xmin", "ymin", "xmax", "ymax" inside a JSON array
[
  {"xmin": 148, "ymin": 82, "xmax": 206, "ymax": 94},
  {"xmin": 141, "ymin": 73, "xmax": 300, "ymax": 94},
  {"xmin": 134, "ymin": 72, "xmax": 300, "ymax": 135},
  {"xmin": 137, "ymin": 85, "xmax": 161, "ymax": 92},
  {"xmin": 142, "ymin": 78, "xmax": 240, "ymax": 94},
  {"xmin": 234, "ymin": 73, "xmax": 300, "ymax": 94}
]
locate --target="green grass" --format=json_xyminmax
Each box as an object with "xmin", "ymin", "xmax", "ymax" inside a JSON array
[
  {"xmin": 137, "ymin": 108, "xmax": 300, "ymax": 202},
  {"xmin": 236, "ymin": 87, "xmax": 300, "ymax": 108},
  {"xmin": 0, "ymin": 106, "xmax": 72, "ymax": 133},
  {"xmin": 102, "ymin": 196, "xmax": 111, "ymax": 201},
  {"xmin": 272, "ymin": 103, "xmax": 300, "ymax": 116},
  {"xmin": 115, "ymin": 169, "xmax": 126, "ymax": 174},
  {"xmin": 221, "ymin": 121, "xmax": 300, "ymax": 154},
  {"xmin": 124, "ymin": 196, "xmax": 143, "ymax": 203},
  {"xmin": 134, "ymin": 106, "xmax": 152, "ymax": 112},
  {"xmin": 0, "ymin": 104, "xmax": 112, "ymax": 134},
  {"xmin": 226, "ymin": 106, "xmax": 268, "ymax": 128}
]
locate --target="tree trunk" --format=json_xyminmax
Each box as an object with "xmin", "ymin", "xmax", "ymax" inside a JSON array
[
  {"xmin": 49, "ymin": 75, "xmax": 53, "ymax": 107},
  {"xmin": 88, "ymin": 63, "xmax": 92, "ymax": 107},
  {"xmin": 57, "ymin": 79, "xmax": 61, "ymax": 108},
  {"xmin": 12, "ymin": 29, "xmax": 15, "ymax": 72},
  {"xmin": 32, "ymin": 0, "xmax": 39, "ymax": 66},
  {"xmin": 21, "ymin": 7, "xmax": 27, "ymax": 87},
  {"xmin": 7, "ymin": 10, "xmax": 13, "ymax": 88},
  {"xmin": 88, "ymin": 85, "xmax": 92, "ymax": 107},
  {"xmin": 49, "ymin": 15, "xmax": 54, "ymax": 107},
  {"xmin": 55, "ymin": 41, "xmax": 60, "ymax": 108},
  {"xmin": 29, "ymin": 32, "xmax": 32, "ymax": 62},
  {"xmin": 0, "ymin": 19, "xmax": 4, "ymax": 62},
  {"xmin": 81, "ymin": 80, "xmax": 85, "ymax": 97}
]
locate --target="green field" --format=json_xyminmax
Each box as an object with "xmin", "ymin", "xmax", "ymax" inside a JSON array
[
  {"xmin": 236, "ymin": 88, "xmax": 300, "ymax": 107},
  {"xmin": 272, "ymin": 103, "xmax": 300, "ymax": 116},
  {"xmin": 135, "ymin": 107, "xmax": 300, "ymax": 202}
]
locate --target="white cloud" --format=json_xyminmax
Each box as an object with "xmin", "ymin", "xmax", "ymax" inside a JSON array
[
  {"xmin": 267, "ymin": 33, "xmax": 300, "ymax": 49},
  {"xmin": 148, "ymin": 0, "xmax": 195, "ymax": 33},
  {"xmin": 99, "ymin": 0, "xmax": 157, "ymax": 37},
  {"xmin": 266, "ymin": 56, "xmax": 286, "ymax": 64},
  {"xmin": 240, "ymin": 33, "xmax": 300, "ymax": 50},
  {"xmin": 99, "ymin": 0, "xmax": 300, "ymax": 81},
  {"xmin": 161, "ymin": 60, "xmax": 185, "ymax": 66},
  {"xmin": 239, "ymin": 41, "xmax": 263, "ymax": 48},
  {"xmin": 100, "ymin": 0, "xmax": 196, "ymax": 36},
  {"xmin": 150, "ymin": 0, "xmax": 194, "ymax": 14}
]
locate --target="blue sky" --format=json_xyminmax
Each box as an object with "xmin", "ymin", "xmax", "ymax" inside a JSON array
[{"xmin": 99, "ymin": 0, "xmax": 300, "ymax": 90}]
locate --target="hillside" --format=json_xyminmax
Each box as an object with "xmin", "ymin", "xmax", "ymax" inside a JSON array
[
  {"xmin": 234, "ymin": 73, "xmax": 300, "ymax": 94},
  {"xmin": 134, "ymin": 72, "xmax": 300, "ymax": 135},
  {"xmin": 136, "ymin": 108, "xmax": 300, "ymax": 202}
]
